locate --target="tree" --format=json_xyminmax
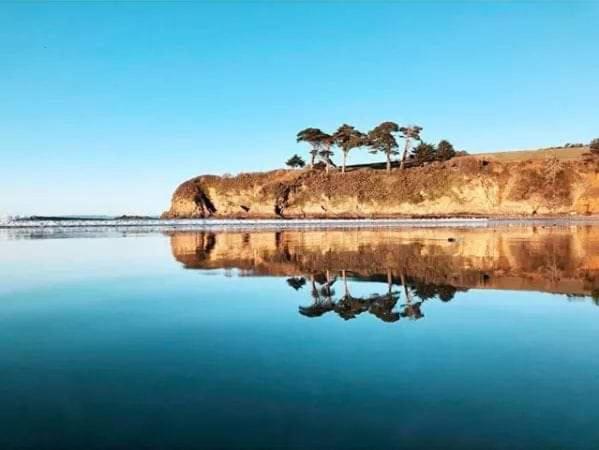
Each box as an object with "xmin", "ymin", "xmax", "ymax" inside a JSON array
[
  {"xmin": 296, "ymin": 128, "xmax": 325, "ymax": 167},
  {"xmin": 317, "ymin": 132, "xmax": 336, "ymax": 174},
  {"xmin": 399, "ymin": 125, "xmax": 423, "ymax": 169},
  {"xmin": 590, "ymin": 138, "xmax": 599, "ymax": 154},
  {"xmin": 436, "ymin": 140, "xmax": 456, "ymax": 161},
  {"xmin": 333, "ymin": 124, "xmax": 367, "ymax": 174},
  {"xmin": 286, "ymin": 154, "xmax": 306, "ymax": 169},
  {"xmin": 368, "ymin": 121, "xmax": 400, "ymax": 173},
  {"xmin": 411, "ymin": 142, "xmax": 436, "ymax": 165}
]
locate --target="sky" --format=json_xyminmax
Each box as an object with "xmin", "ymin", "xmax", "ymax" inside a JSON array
[{"xmin": 1, "ymin": 1, "xmax": 598, "ymax": 216}]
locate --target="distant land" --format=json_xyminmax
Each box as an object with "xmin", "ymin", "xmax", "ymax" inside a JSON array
[
  {"xmin": 10, "ymin": 215, "xmax": 159, "ymax": 222},
  {"xmin": 163, "ymin": 146, "xmax": 599, "ymax": 219}
]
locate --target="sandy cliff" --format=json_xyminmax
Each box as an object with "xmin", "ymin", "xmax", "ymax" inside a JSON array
[{"xmin": 163, "ymin": 154, "xmax": 599, "ymax": 219}]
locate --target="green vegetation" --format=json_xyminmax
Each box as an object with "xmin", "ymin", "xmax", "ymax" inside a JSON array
[
  {"xmin": 436, "ymin": 140, "xmax": 456, "ymax": 161},
  {"xmin": 333, "ymin": 124, "xmax": 367, "ymax": 174},
  {"xmin": 286, "ymin": 154, "xmax": 306, "ymax": 169},
  {"xmin": 296, "ymin": 121, "xmax": 457, "ymax": 173},
  {"xmin": 411, "ymin": 142, "xmax": 436, "ymax": 164},
  {"xmin": 296, "ymin": 128, "xmax": 336, "ymax": 173},
  {"xmin": 367, "ymin": 121, "xmax": 400, "ymax": 173},
  {"xmin": 296, "ymin": 128, "xmax": 326, "ymax": 167}
]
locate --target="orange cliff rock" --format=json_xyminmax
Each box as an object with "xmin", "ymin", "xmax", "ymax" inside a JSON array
[{"xmin": 162, "ymin": 156, "xmax": 599, "ymax": 219}]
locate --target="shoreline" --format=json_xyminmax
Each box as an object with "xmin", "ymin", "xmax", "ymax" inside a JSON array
[{"xmin": 2, "ymin": 216, "xmax": 599, "ymax": 231}]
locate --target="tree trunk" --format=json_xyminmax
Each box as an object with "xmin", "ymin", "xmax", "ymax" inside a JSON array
[
  {"xmin": 400, "ymin": 139, "xmax": 410, "ymax": 170},
  {"xmin": 342, "ymin": 152, "xmax": 347, "ymax": 174},
  {"xmin": 342, "ymin": 270, "xmax": 348, "ymax": 298},
  {"xmin": 401, "ymin": 272, "xmax": 412, "ymax": 304},
  {"xmin": 386, "ymin": 152, "xmax": 391, "ymax": 173}
]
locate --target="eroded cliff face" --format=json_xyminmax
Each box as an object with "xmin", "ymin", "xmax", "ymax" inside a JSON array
[{"xmin": 162, "ymin": 157, "xmax": 599, "ymax": 219}]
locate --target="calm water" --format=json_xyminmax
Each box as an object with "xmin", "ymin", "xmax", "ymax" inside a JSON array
[{"xmin": 1, "ymin": 226, "xmax": 599, "ymax": 450}]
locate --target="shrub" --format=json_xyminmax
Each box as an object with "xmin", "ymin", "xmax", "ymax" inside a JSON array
[
  {"xmin": 286, "ymin": 154, "xmax": 306, "ymax": 168},
  {"xmin": 436, "ymin": 140, "xmax": 456, "ymax": 161},
  {"xmin": 411, "ymin": 142, "xmax": 436, "ymax": 164},
  {"xmin": 590, "ymin": 138, "xmax": 599, "ymax": 153}
]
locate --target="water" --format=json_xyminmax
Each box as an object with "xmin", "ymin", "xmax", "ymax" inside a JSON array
[{"xmin": 1, "ymin": 226, "xmax": 599, "ymax": 450}]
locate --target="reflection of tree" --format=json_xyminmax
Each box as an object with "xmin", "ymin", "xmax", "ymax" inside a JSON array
[
  {"xmin": 286, "ymin": 277, "xmax": 306, "ymax": 290},
  {"xmin": 298, "ymin": 273, "xmax": 337, "ymax": 317},
  {"xmin": 410, "ymin": 278, "xmax": 457, "ymax": 303},
  {"xmin": 295, "ymin": 269, "xmax": 457, "ymax": 324}
]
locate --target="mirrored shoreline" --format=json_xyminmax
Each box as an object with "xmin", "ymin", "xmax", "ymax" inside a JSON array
[{"xmin": 169, "ymin": 226, "xmax": 599, "ymax": 322}]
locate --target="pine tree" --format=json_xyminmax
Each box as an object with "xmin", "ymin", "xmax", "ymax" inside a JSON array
[{"xmin": 367, "ymin": 122, "xmax": 400, "ymax": 173}]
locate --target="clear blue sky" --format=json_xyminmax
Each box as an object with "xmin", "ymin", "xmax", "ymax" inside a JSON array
[{"xmin": 1, "ymin": 1, "xmax": 598, "ymax": 216}]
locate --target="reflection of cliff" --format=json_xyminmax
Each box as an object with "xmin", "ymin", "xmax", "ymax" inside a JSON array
[{"xmin": 168, "ymin": 227, "xmax": 599, "ymax": 297}]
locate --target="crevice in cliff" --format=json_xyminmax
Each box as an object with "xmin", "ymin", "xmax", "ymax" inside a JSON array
[
  {"xmin": 195, "ymin": 190, "xmax": 217, "ymax": 216},
  {"xmin": 274, "ymin": 188, "xmax": 289, "ymax": 217},
  {"xmin": 194, "ymin": 232, "xmax": 216, "ymax": 260},
  {"xmin": 274, "ymin": 173, "xmax": 309, "ymax": 218}
]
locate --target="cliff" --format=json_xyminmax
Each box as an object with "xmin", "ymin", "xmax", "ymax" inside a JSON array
[{"xmin": 162, "ymin": 152, "xmax": 599, "ymax": 219}]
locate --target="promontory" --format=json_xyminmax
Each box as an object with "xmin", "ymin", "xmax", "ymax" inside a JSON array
[{"xmin": 162, "ymin": 147, "xmax": 599, "ymax": 219}]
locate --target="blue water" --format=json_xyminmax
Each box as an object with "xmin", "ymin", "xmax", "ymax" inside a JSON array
[{"xmin": 1, "ymin": 230, "xmax": 599, "ymax": 450}]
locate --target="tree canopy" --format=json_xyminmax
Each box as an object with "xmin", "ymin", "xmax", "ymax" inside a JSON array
[
  {"xmin": 333, "ymin": 124, "xmax": 367, "ymax": 173},
  {"xmin": 296, "ymin": 122, "xmax": 458, "ymax": 173},
  {"xmin": 286, "ymin": 154, "xmax": 306, "ymax": 168},
  {"xmin": 411, "ymin": 142, "xmax": 437, "ymax": 164},
  {"xmin": 436, "ymin": 140, "xmax": 456, "ymax": 161},
  {"xmin": 367, "ymin": 122, "xmax": 400, "ymax": 173}
]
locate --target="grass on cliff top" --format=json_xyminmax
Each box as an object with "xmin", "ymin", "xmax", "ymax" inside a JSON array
[{"xmin": 476, "ymin": 146, "xmax": 588, "ymax": 161}]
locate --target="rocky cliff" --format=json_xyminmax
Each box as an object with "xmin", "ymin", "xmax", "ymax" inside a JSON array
[{"xmin": 162, "ymin": 155, "xmax": 599, "ymax": 219}]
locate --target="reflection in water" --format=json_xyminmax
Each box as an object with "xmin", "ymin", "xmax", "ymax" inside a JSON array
[
  {"xmin": 295, "ymin": 270, "xmax": 443, "ymax": 323},
  {"xmin": 4, "ymin": 227, "xmax": 599, "ymax": 450},
  {"xmin": 169, "ymin": 226, "xmax": 599, "ymax": 323}
]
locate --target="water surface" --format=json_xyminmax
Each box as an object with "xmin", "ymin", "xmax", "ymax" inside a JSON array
[{"xmin": 1, "ymin": 226, "xmax": 599, "ymax": 450}]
